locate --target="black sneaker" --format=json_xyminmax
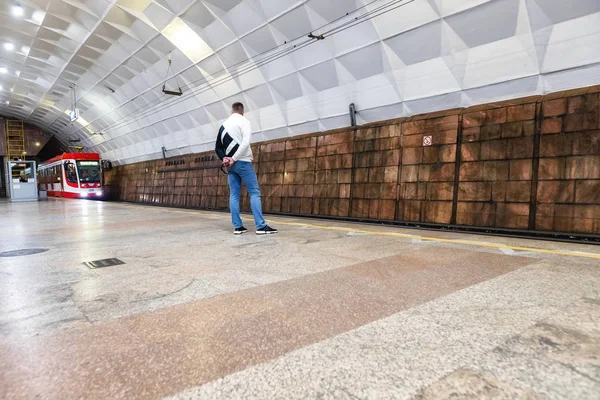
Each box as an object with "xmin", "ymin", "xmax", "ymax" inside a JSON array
[
  {"xmin": 256, "ymin": 225, "xmax": 278, "ymax": 235},
  {"xmin": 234, "ymin": 226, "xmax": 248, "ymax": 235}
]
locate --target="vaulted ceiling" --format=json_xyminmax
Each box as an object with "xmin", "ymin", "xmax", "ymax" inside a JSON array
[{"xmin": 0, "ymin": 0, "xmax": 599, "ymax": 165}]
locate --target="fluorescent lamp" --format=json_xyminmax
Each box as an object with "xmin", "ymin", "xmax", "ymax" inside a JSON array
[
  {"xmin": 32, "ymin": 10, "xmax": 45, "ymax": 24},
  {"xmin": 12, "ymin": 4, "xmax": 24, "ymax": 17}
]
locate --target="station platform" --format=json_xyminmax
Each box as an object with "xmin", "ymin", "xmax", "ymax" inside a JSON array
[{"xmin": 1, "ymin": 199, "xmax": 599, "ymax": 399}]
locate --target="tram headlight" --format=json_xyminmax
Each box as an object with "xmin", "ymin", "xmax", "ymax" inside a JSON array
[
  {"xmin": 80, "ymin": 193, "xmax": 88, "ymax": 197},
  {"xmin": 96, "ymin": 191, "xmax": 103, "ymax": 196}
]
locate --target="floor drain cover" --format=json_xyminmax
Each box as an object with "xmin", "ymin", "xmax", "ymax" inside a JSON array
[
  {"xmin": 84, "ymin": 258, "xmax": 125, "ymax": 269},
  {"xmin": 0, "ymin": 248, "xmax": 49, "ymax": 257}
]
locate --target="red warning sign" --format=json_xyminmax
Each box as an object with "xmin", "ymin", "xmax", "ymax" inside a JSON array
[{"xmin": 423, "ymin": 135, "xmax": 432, "ymax": 146}]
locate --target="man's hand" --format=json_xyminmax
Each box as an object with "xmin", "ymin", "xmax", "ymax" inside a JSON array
[{"xmin": 223, "ymin": 157, "xmax": 235, "ymax": 168}]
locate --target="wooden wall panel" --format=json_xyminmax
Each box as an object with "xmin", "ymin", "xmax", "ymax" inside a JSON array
[
  {"xmin": 352, "ymin": 124, "xmax": 401, "ymax": 220},
  {"xmin": 281, "ymin": 136, "xmax": 317, "ymax": 215},
  {"xmin": 257, "ymin": 141, "xmax": 285, "ymax": 213},
  {"xmin": 457, "ymin": 101, "xmax": 536, "ymax": 229},
  {"xmin": 399, "ymin": 113, "xmax": 458, "ymax": 224},
  {"xmin": 537, "ymin": 91, "xmax": 600, "ymax": 233},
  {"xmin": 313, "ymin": 130, "xmax": 354, "ymax": 217}
]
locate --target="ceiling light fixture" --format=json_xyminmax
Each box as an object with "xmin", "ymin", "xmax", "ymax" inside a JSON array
[
  {"xmin": 0, "ymin": 67, "xmax": 7, "ymax": 74},
  {"xmin": 0, "ymin": 85, "xmax": 2, "ymax": 91},
  {"xmin": 11, "ymin": 3, "xmax": 24, "ymax": 18},
  {"xmin": 162, "ymin": 56, "xmax": 183, "ymax": 96},
  {"xmin": 6, "ymin": 101, "xmax": 9, "ymax": 105},
  {"xmin": 21, "ymin": 45, "xmax": 30, "ymax": 54},
  {"xmin": 31, "ymin": 10, "xmax": 45, "ymax": 24},
  {"xmin": 4, "ymin": 42, "xmax": 14, "ymax": 51}
]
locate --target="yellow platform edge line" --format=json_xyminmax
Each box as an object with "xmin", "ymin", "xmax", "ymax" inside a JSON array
[{"xmin": 127, "ymin": 205, "xmax": 600, "ymax": 260}]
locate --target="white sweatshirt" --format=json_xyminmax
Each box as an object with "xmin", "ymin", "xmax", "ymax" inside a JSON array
[{"xmin": 219, "ymin": 113, "xmax": 253, "ymax": 162}]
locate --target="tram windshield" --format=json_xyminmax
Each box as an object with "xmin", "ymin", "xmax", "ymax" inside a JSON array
[{"xmin": 76, "ymin": 160, "xmax": 101, "ymax": 183}]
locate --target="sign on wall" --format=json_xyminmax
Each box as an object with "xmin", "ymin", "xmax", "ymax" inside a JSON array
[{"xmin": 423, "ymin": 135, "xmax": 432, "ymax": 146}]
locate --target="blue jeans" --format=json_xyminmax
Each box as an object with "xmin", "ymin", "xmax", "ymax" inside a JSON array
[{"xmin": 228, "ymin": 161, "xmax": 266, "ymax": 229}]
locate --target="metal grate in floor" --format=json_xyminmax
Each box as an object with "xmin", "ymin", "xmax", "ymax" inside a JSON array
[{"xmin": 84, "ymin": 258, "xmax": 125, "ymax": 269}]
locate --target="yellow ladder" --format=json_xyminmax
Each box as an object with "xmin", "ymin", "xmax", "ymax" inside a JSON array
[
  {"xmin": 5, "ymin": 120, "xmax": 25, "ymax": 180},
  {"xmin": 6, "ymin": 120, "xmax": 25, "ymax": 159}
]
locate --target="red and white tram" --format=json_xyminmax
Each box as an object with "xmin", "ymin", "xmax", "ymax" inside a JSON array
[{"xmin": 38, "ymin": 152, "xmax": 103, "ymax": 198}]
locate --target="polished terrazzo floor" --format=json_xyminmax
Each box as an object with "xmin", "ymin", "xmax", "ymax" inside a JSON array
[{"xmin": 0, "ymin": 199, "xmax": 599, "ymax": 399}]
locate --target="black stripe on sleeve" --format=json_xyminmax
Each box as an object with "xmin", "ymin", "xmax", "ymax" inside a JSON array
[
  {"xmin": 222, "ymin": 132, "xmax": 234, "ymax": 149},
  {"xmin": 226, "ymin": 144, "xmax": 239, "ymax": 158}
]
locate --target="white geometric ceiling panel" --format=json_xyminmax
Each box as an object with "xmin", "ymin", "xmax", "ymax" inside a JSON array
[
  {"xmin": 203, "ymin": 0, "xmax": 243, "ymax": 13},
  {"xmin": 270, "ymin": 5, "xmax": 313, "ymax": 42},
  {"xmin": 240, "ymin": 25, "xmax": 277, "ymax": 55},
  {"xmin": 196, "ymin": 53, "xmax": 223, "ymax": 78},
  {"xmin": 540, "ymin": 12, "xmax": 600, "ymax": 74},
  {"xmin": 143, "ymin": 2, "xmax": 175, "ymax": 31},
  {"xmin": 154, "ymin": 0, "xmax": 196, "ymax": 15},
  {"xmin": 233, "ymin": 67, "xmax": 266, "ymax": 92},
  {"xmin": 204, "ymin": 100, "xmax": 229, "ymax": 122},
  {"xmin": 403, "ymin": 58, "xmax": 461, "ymax": 101},
  {"xmin": 434, "ymin": 0, "xmax": 492, "ymax": 18},
  {"xmin": 529, "ymin": 0, "xmax": 600, "ymax": 27},
  {"xmin": 221, "ymin": 1, "xmax": 264, "ymax": 38},
  {"xmin": 244, "ymin": 83, "xmax": 274, "ymax": 108},
  {"xmin": 445, "ymin": 0, "xmax": 520, "ymax": 48},
  {"xmin": 353, "ymin": 73, "xmax": 401, "ymax": 110},
  {"xmin": 299, "ymin": 59, "xmax": 339, "ymax": 91},
  {"xmin": 269, "ymin": 73, "xmax": 303, "ymax": 101},
  {"xmin": 370, "ymin": 0, "xmax": 440, "ymax": 40},
  {"xmin": 259, "ymin": 0, "xmax": 300, "ymax": 21},
  {"xmin": 384, "ymin": 20, "xmax": 442, "ymax": 65},
  {"xmin": 305, "ymin": 0, "xmax": 360, "ymax": 24},
  {"xmin": 337, "ymin": 42, "xmax": 384, "ymax": 81},
  {"xmin": 291, "ymin": 38, "xmax": 333, "ymax": 71},
  {"xmin": 180, "ymin": 1, "xmax": 215, "ymax": 30},
  {"xmin": 197, "ymin": 17, "xmax": 236, "ymax": 51},
  {"xmin": 328, "ymin": 16, "xmax": 381, "ymax": 57},
  {"xmin": 217, "ymin": 41, "xmax": 249, "ymax": 68},
  {"xmin": 461, "ymin": 37, "xmax": 539, "ymax": 89},
  {"xmin": 259, "ymin": 103, "xmax": 287, "ymax": 132},
  {"xmin": 286, "ymin": 95, "xmax": 318, "ymax": 126},
  {"xmin": 0, "ymin": 0, "xmax": 598, "ymax": 166}
]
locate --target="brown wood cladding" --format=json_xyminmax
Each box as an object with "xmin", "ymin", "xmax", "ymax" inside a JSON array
[{"xmin": 103, "ymin": 86, "xmax": 600, "ymax": 235}]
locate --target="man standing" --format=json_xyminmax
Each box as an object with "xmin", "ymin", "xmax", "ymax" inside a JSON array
[{"xmin": 215, "ymin": 102, "xmax": 278, "ymax": 235}]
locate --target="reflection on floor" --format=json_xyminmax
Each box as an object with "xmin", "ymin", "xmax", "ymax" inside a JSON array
[{"xmin": 1, "ymin": 199, "xmax": 599, "ymax": 399}]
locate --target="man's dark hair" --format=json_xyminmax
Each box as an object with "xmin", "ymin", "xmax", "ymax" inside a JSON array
[{"xmin": 232, "ymin": 102, "xmax": 244, "ymax": 113}]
